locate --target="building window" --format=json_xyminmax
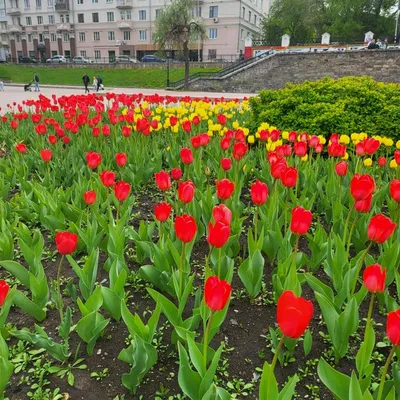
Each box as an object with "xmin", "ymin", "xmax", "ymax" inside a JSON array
[
  {"xmin": 191, "ymin": 6, "xmax": 201, "ymax": 17},
  {"xmin": 208, "ymin": 28, "xmax": 217, "ymax": 39},
  {"xmin": 65, "ymin": 14, "xmax": 70, "ymax": 22},
  {"xmin": 155, "ymin": 9, "xmax": 162, "ymax": 19},
  {"xmin": 138, "ymin": 10, "xmax": 146, "ymax": 20},
  {"xmin": 16, "ymin": 34, "xmax": 20, "ymax": 42},
  {"xmin": 93, "ymin": 31, "xmax": 100, "ymax": 41},
  {"xmin": 242, "ymin": 6, "xmax": 245, "ymax": 18},
  {"xmin": 94, "ymin": 50, "xmax": 100, "ymax": 59},
  {"xmin": 106, "ymin": 0, "xmax": 113, "ymax": 2},
  {"xmin": 47, "ymin": 0, "xmax": 53, "ymax": 6},
  {"xmin": 36, "ymin": 0, "xmax": 41, "ymax": 7},
  {"xmin": 79, "ymin": 32, "xmax": 85, "ymax": 41},
  {"xmin": 92, "ymin": 13, "xmax": 99, "ymax": 22},
  {"xmin": 248, "ymin": 11, "xmax": 251, "ymax": 21},
  {"xmin": 37, "ymin": 15, "xmax": 43, "ymax": 24},
  {"xmin": 63, "ymin": 32, "xmax": 69, "ymax": 41},
  {"xmin": 107, "ymin": 12, "xmax": 114, "ymax": 22},
  {"xmin": 107, "ymin": 31, "xmax": 115, "ymax": 41},
  {"xmin": 240, "ymin": 29, "xmax": 244, "ymax": 39},
  {"xmin": 209, "ymin": 6, "xmax": 218, "ymax": 18},
  {"xmin": 254, "ymin": 14, "xmax": 257, "ymax": 25},
  {"xmin": 24, "ymin": 0, "xmax": 30, "ymax": 7},
  {"xmin": 27, "ymin": 33, "xmax": 32, "ymax": 42},
  {"xmin": 39, "ymin": 33, "xmax": 43, "ymax": 41},
  {"xmin": 48, "ymin": 14, "xmax": 54, "ymax": 24},
  {"xmin": 77, "ymin": 0, "xmax": 83, "ymax": 4},
  {"xmin": 120, "ymin": 10, "xmax": 131, "ymax": 20},
  {"xmin": 50, "ymin": 33, "xmax": 56, "ymax": 41},
  {"xmin": 77, "ymin": 13, "xmax": 84, "ymax": 22},
  {"xmin": 92, "ymin": 0, "xmax": 97, "ymax": 2},
  {"xmin": 139, "ymin": 30, "xmax": 146, "ymax": 41},
  {"xmin": 80, "ymin": 50, "xmax": 86, "ymax": 57},
  {"xmin": 25, "ymin": 16, "xmax": 31, "ymax": 25},
  {"xmin": 123, "ymin": 30, "xmax": 130, "ymax": 41},
  {"xmin": 60, "ymin": 14, "xmax": 64, "ymax": 22}
]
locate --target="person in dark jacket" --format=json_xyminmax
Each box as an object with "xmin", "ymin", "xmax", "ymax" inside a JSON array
[
  {"xmin": 96, "ymin": 75, "xmax": 103, "ymax": 92},
  {"xmin": 33, "ymin": 73, "xmax": 40, "ymax": 92},
  {"xmin": 82, "ymin": 73, "xmax": 90, "ymax": 93}
]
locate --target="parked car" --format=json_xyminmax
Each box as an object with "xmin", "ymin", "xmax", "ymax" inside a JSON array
[
  {"xmin": 46, "ymin": 55, "xmax": 67, "ymax": 64},
  {"xmin": 114, "ymin": 55, "xmax": 138, "ymax": 64},
  {"xmin": 141, "ymin": 55, "xmax": 165, "ymax": 63},
  {"xmin": 20, "ymin": 56, "xmax": 37, "ymax": 64},
  {"xmin": 72, "ymin": 56, "xmax": 93, "ymax": 64}
]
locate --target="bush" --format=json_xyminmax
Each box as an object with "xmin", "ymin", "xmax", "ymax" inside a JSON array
[{"xmin": 248, "ymin": 77, "xmax": 400, "ymax": 139}]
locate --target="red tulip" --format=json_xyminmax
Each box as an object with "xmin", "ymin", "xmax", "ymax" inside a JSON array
[
  {"xmin": 270, "ymin": 159, "xmax": 287, "ymax": 179},
  {"xmin": 335, "ymin": 161, "xmax": 348, "ymax": 177},
  {"xmin": 171, "ymin": 168, "xmax": 183, "ymax": 181},
  {"xmin": 281, "ymin": 167, "xmax": 298, "ymax": 188},
  {"xmin": 86, "ymin": 151, "xmax": 102, "ymax": 169},
  {"xmin": 55, "ymin": 232, "xmax": 78, "ymax": 255},
  {"xmin": 251, "ymin": 180, "xmax": 268, "ymax": 206},
  {"xmin": 328, "ymin": 143, "xmax": 346, "ymax": 158},
  {"xmin": 39, "ymin": 149, "xmax": 52, "ymax": 162},
  {"xmin": 83, "ymin": 190, "xmax": 96, "ymax": 205},
  {"xmin": 367, "ymin": 214, "xmax": 396, "ymax": 244},
  {"xmin": 387, "ymin": 309, "xmax": 400, "ymax": 346},
  {"xmin": 154, "ymin": 202, "xmax": 172, "ymax": 222},
  {"xmin": 182, "ymin": 120, "xmax": 192, "ymax": 133},
  {"xmin": 233, "ymin": 142, "xmax": 248, "ymax": 161},
  {"xmin": 213, "ymin": 204, "xmax": 232, "ymax": 225},
  {"xmin": 62, "ymin": 136, "xmax": 70, "ymax": 145},
  {"xmin": 221, "ymin": 158, "xmax": 232, "ymax": 171},
  {"xmin": 0, "ymin": 280, "xmax": 10, "ymax": 307},
  {"xmin": 174, "ymin": 214, "xmax": 197, "ymax": 243},
  {"xmin": 99, "ymin": 170, "xmax": 116, "ymax": 187},
  {"xmin": 220, "ymin": 137, "xmax": 231, "ymax": 150},
  {"xmin": 217, "ymin": 114, "xmax": 227, "ymax": 125},
  {"xmin": 216, "ymin": 179, "xmax": 235, "ymax": 200},
  {"xmin": 395, "ymin": 150, "xmax": 400, "ymax": 166},
  {"xmin": 390, "ymin": 179, "xmax": 400, "ymax": 202},
  {"xmin": 169, "ymin": 116, "xmax": 178, "ymax": 126},
  {"xmin": 205, "ymin": 276, "xmax": 231, "ymax": 311},
  {"xmin": 155, "ymin": 171, "xmax": 171, "ymax": 191},
  {"xmin": 192, "ymin": 115, "xmax": 201, "ymax": 125},
  {"xmin": 355, "ymin": 194, "xmax": 372, "ymax": 213},
  {"xmin": 15, "ymin": 143, "xmax": 27, "ymax": 153},
  {"xmin": 178, "ymin": 180, "xmax": 195, "ymax": 203},
  {"xmin": 363, "ymin": 264, "xmax": 386, "ymax": 293},
  {"xmin": 48, "ymin": 135, "xmax": 57, "ymax": 144},
  {"xmin": 277, "ymin": 290, "xmax": 313, "ymax": 339},
  {"xmin": 180, "ymin": 148, "xmax": 194, "ymax": 164},
  {"xmin": 191, "ymin": 136, "xmax": 201, "ymax": 149},
  {"xmin": 294, "ymin": 141, "xmax": 307, "ymax": 157},
  {"xmin": 350, "ymin": 174, "xmax": 375, "ymax": 201},
  {"xmin": 114, "ymin": 181, "xmax": 131, "ymax": 201},
  {"xmin": 356, "ymin": 142, "xmax": 365, "ymax": 156},
  {"xmin": 199, "ymin": 133, "xmax": 210, "ymax": 146},
  {"xmin": 364, "ymin": 138, "xmax": 380, "ymax": 155},
  {"xmin": 288, "ymin": 131, "xmax": 297, "ymax": 142},
  {"xmin": 290, "ymin": 206, "xmax": 312, "ymax": 235},
  {"xmin": 309, "ymin": 136, "xmax": 319, "ymax": 148},
  {"xmin": 207, "ymin": 220, "xmax": 230, "ymax": 248},
  {"xmin": 115, "ymin": 152, "xmax": 127, "ymax": 167},
  {"xmin": 10, "ymin": 120, "xmax": 18, "ymax": 130},
  {"xmin": 378, "ymin": 157, "xmax": 387, "ymax": 167}
]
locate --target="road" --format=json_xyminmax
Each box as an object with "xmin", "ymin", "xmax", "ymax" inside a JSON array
[{"xmin": 0, "ymin": 84, "xmax": 255, "ymax": 113}]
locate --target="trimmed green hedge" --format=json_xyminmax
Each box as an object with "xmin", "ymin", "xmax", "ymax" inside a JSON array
[{"xmin": 248, "ymin": 77, "xmax": 400, "ymax": 139}]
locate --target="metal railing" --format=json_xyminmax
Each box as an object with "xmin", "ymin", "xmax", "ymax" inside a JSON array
[{"xmin": 167, "ymin": 50, "xmax": 276, "ymax": 89}]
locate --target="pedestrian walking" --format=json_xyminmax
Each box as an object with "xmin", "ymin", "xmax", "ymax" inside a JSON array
[
  {"xmin": 96, "ymin": 75, "xmax": 103, "ymax": 92},
  {"xmin": 93, "ymin": 76, "xmax": 97, "ymax": 91},
  {"xmin": 33, "ymin": 73, "xmax": 40, "ymax": 92},
  {"xmin": 82, "ymin": 73, "xmax": 90, "ymax": 93}
]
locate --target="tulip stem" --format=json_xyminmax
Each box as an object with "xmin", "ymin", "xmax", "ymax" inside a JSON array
[
  {"xmin": 218, "ymin": 247, "xmax": 222, "ymax": 278},
  {"xmin": 292, "ymin": 235, "xmax": 300, "ymax": 272},
  {"xmin": 377, "ymin": 346, "xmax": 396, "ymax": 400},
  {"xmin": 56, "ymin": 255, "xmax": 64, "ymax": 322},
  {"xmin": 350, "ymin": 242, "xmax": 372, "ymax": 297},
  {"xmin": 159, "ymin": 222, "xmax": 163, "ymax": 245},
  {"xmin": 203, "ymin": 311, "xmax": 213, "ymax": 370},
  {"xmin": 271, "ymin": 336, "xmax": 285, "ymax": 371},
  {"xmin": 205, "ymin": 247, "xmax": 213, "ymax": 279},
  {"xmin": 346, "ymin": 213, "xmax": 359, "ymax": 256},
  {"xmin": 179, "ymin": 242, "xmax": 186, "ymax": 297},
  {"xmin": 254, "ymin": 207, "xmax": 259, "ymax": 242},
  {"xmin": 343, "ymin": 203, "xmax": 355, "ymax": 246},
  {"xmin": 367, "ymin": 293, "xmax": 375, "ymax": 327}
]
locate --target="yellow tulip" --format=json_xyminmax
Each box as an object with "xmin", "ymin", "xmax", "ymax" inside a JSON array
[
  {"xmin": 248, "ymin": 135, "xmax": 255, "ymax": 144},
  {"xmin": 390, "ymin": 159, "xmax": 398, "ymax": 168},
  {"xmin": 396, "ymin": 140, "xmax": 400, "ymax": 149},
  {"xmin": 282, "ymin": 131, "xmax": 289, "ymax": 140},
  {"xmin": 363, "ymin": 158, "xmax": 373, "ymax": 167},
  {"xmin": 342, "ymin": 152, "xmax": 349, "ymax": 160},
  {"xmin": 339, "ymin": 135, "xmax": 350, "ymax": 144},
  {"xmin": 301, "ymin": 154, "xmax": 308, "ymax": 162}
]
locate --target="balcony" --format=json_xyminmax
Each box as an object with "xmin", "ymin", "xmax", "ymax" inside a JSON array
[
  {"xmin": 117, "ymin": 20, "xmax": 133, "ymax": 29},
  {"xmin": 7, "ymin": 7, "xmax": 21, "ymax": 15},
  {"xmin": 9, "ymin": 24, "xmax": 21, "ymax": 33},
  {"xmin": 55, "ymin": 1, "xmax": 69, "ymax": 11},
  {"xmin": 116, "ymin": 0, "xmax": 132, "ymax": 8},
  {"xmin": 56, "ymin": 22, "xmax": 72, "ymax": 31}
]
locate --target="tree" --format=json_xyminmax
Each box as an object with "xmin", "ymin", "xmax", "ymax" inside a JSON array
[{"xmin": 154, "ymin": 0, "xmax": 207, "ymax": 90}]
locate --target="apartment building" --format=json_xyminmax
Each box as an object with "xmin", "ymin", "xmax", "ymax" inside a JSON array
[{"xmin": 0, "ymin": 0, "xmax": 272, "ymax": 62}]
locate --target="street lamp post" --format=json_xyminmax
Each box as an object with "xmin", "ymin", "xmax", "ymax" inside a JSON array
[{"xmin": 395, "ymin": 0, "xmax": 400, "ymax": 43}]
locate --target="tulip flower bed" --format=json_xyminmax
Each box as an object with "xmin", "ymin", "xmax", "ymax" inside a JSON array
[{"xmin": 1, "ymin": 91, "xmax": 400, "ymax": 400}]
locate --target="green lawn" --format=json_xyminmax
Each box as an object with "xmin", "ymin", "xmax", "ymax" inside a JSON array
[{"xmin": 0, "ymin": 65, "xmax": 221, "ymax": 88}]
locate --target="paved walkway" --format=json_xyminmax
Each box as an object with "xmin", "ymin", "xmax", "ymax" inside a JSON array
[{"xmin": 0, "ymin": 84, "xmax": 255, "ymax": 112}]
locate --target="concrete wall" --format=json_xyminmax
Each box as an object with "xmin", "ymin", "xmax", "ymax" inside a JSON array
[{"xmin": 188, "ymin": 49, "xmax": 400, "ymax": 93}]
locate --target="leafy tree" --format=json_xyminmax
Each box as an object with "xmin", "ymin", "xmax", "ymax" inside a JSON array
[{"xmin": 154, "ymin": 0, "xmax": 207, "ymax": 89}]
